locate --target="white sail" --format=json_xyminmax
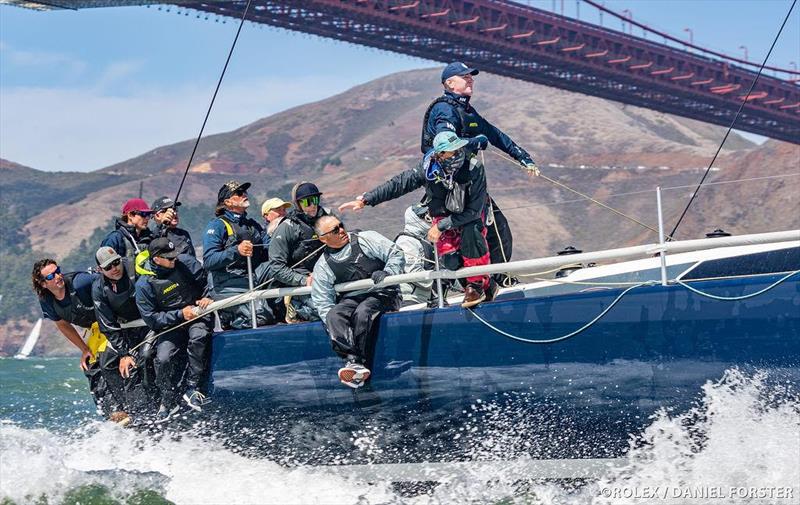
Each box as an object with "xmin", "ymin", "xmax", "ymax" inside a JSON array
[{"xmin": 14, "ymin": 318, "xmax": 43, "ymax": 359}]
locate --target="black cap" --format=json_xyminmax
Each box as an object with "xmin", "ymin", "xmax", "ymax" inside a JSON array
[
  {"xmin": 294, "ymin": 182, "xmax": 322, "ymax": 201},
  {"xmin": 151, "ymin": 196, "xmax": 182, "ymax": 214},
  {"xmin": 148, "ymin": 237, "xmax": 180, "ymax": 259},
  {"xmin": 441, "ymin": 62, "xmax": 479, "ymax": 83},
  {"xmin": 217, "ymin": 180, "xmax": 251, "ymax": 203}
]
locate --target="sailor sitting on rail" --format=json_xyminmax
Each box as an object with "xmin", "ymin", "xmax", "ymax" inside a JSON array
[
  {"xmin": 310, "ymin": 216, "xmax": 404, "ymax": 389},
  {"xmin": 394, "ymin": 205, "xmax": 435, "ymax": 306},
  {"xmin": 91, "ymin": 247, "xmax": 156, "ymax": 419},
  {"xmin": 339, "ymin": 131, "xmax": 495, "ymax": 308},
  {"xmin": 135, "ymin": 238, "xmax": 214, "ymax": 421},
  {"xmin": 203, "ymin": 181, "xmax": 276, "ymax": 329}
]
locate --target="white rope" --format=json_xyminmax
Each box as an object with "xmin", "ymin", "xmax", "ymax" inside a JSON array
[
  {"xmin": 470, "ymin": 269, "xmax": 800, "ymax": 344},
  {"xmin": 468, "ymin": 281, "xmax": 656, "ymax": 344},
  {"xmin": 675, "ymin": 270, "xmax": 799, "ymax": 301}
]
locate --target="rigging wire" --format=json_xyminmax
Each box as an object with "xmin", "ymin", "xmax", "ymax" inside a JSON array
[
  {"xmin": 493, "ymin": 172, "xmax": 800, "ymax": 213},
  {"xmin": 668, "ymin": 0, "xmax": 797, "ymax": 240},
  {"xmin": 173, "ymin": 0, "xmax": 254, "ymax": 204},
  {"xmin": 488, "ymin": 149, "xmax": 666, "ymax": 237}
]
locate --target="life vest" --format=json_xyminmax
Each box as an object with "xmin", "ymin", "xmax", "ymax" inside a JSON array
[
  {"xmin": 422, "ymin": 155, "xmax": 480, "ymax": 218},
  {"xmin": 324, "ymin": 233, "xmax": 395, "ymax": 300},
  {"xmin": 218, "ymin": 216, "xmax": 254, "ymax": 278},
  {"xmin": 101, "ymin": 259, "xmax": 140, "ymax": 323},
  {"xmin": 50, "ymin": 272, "xmax": 96, "ymax": 329},
  {"xmin": 394, "ymin": 232, "xmax": 435, "ymax": 269},
  {"xmin": 285, "ymin": 213, "xmax": 324, "ymax": 271},
  {"xmin": 420, "ymin": 95, "xmax": 482, "ymax": 153},
  {"xmin": 142, "ymin": 261, "xmax": 202, "ymax": 311}
]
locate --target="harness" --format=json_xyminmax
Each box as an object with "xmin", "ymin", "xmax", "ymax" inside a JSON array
[
  {"xmin": 144, "ymin": 262, "xmax": 200, "ymax": 311},
  {"xmin": 421, "ymin": 95, "xmax": 482, "ymax": 153},
  {"xmin": 101, "ymin": 260, "xmax": 139, "ymax": 323},
  {"xmin": 218, "ymin": 216, "xmax": 253, "ymax": 276},
  {"xmin": 286, "ymin": 214, "xmax": 324, "ymax": 268},
  {"xmin": 51, "ymin": 273, "xmax": 95, "ymax": 329},
  {"xmin": 324, "ymin": 234, "xmax": 386, "ymax": 284}
]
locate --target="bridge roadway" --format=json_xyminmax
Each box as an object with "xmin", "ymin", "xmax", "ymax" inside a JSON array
[{"xmin": 7, "ymin": 0, "xmax": 800, "ymax": 143}]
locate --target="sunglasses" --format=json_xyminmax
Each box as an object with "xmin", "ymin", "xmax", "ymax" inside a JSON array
[
  {"xmin": 298, "ymin": 195, "xmax": 320, "ymax": 207},
  {"xmin": 102, "ymin": 259, "xmax": 122, "ymax": 271},
  {"xmin": 43, "ymin": 266, "xmax": 61, "ymax": 281},
  {"xmin": 319, "ymin": 223, "xmax": 345, "ymax": 237},
  {"xmin": 132, "ymin": 211, "xmax": 153, "ymax": 218}
]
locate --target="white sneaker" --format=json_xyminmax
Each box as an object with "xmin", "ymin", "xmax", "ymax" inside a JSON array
[{"xmin": 338, "ymin": 362, "xmax": 371, "ymax": 389}]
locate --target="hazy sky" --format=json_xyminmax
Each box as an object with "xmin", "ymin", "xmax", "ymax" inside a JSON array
[{"xmin": 1, "ymin": 0, "xmax": 798, "ymax": 172}]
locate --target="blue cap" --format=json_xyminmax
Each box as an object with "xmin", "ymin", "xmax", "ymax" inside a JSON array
[
  {"xmin": 432, "ymin": 131, "xmax": 469, "ymax": 153},
  {"xmin": 441, "ymin": 62, "xmax": 479, "ymax": 83}
]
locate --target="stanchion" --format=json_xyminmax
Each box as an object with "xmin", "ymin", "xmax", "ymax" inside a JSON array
[
  {"xmin": 656, "ymin": 186, "xmax": 668, "ymax": 287},
  {"xmin": 433, "ymin": 244, "xmax": 445, "ymax": 308},
  {"xmin": 246, "ymin": 255, "xmax": 258, "ymax": 329}
]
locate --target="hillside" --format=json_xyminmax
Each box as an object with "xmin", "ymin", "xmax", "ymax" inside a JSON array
[{"xmin": 2, "ymin": 67, "xmax": 798, "ymax": 356}]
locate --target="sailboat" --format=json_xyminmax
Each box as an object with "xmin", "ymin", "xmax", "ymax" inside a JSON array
[{"xmin": 14, "ymin": 318, "xmax": 42, "ymax": 359}]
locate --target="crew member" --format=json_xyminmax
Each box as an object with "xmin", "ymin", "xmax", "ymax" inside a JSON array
[
  {"xmin": 150, "ymin": 196, "xmax": 195, "ymax": 257},
  {"xmin": 311, "ymin": 216, "xmax": 404, "ymax": 388},
  {"xmin": 266, "ymin": 182, "xmax": 329, "ymax": 323},
  {"xmin": 101, "ymin": 198, "xmax": 153, "ymax": 264},
  {"xmin": 339, "ymin": 132, "xmax": 493, "ymax": 307},
  {"xmin": 135, "ymin": 238, "xmax": 214, "ymax": 419},
  {"xmin": 203, "ymin": 181, "xmax": 274, "ymax": 329},
  {"xmin": 261, "ymin": 197, "xmax": 292, "ymax": 237},
  {"xmin": 32, "ymin": 259, "xmax": 127, "ymax": 423},
  {"xmin": 422, "ymin": 62, "xmax": 541, "ymax": 274},
  {"xmin": 92, "ymin": 246, "xmax": 155, "ymax": 415},
  {"xmin": 394, "ymin": 205, "xmax": 435, "ymax": 305}
]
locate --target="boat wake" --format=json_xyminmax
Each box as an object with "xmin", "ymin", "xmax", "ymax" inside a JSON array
[{"xmin": 1, "ymin": 368, "xmax": 797, "ymax": 504}]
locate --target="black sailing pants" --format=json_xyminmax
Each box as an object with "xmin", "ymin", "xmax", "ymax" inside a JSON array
[
  {"xmin": 154, "ymin": 317, "xmax": 213, "ymax": 404},
  {"xmin": 325, "ymin": 291, "xmax": 400, "ymax": 364},
  {"xmin": 98, "ymin": 327, "xmax": 155, "ymax": 414}
]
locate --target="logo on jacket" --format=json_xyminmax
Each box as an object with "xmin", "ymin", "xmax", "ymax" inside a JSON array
[{"xmin": 163, "ymin": 283, "xmax": 179, "ymax": 294}]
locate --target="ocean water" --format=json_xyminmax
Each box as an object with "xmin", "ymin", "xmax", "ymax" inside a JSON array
[{"xmin": 1, "ymin": 357, "xmax": 798, "ymax": 505}]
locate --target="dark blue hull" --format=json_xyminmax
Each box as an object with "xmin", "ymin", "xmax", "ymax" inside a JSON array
[{"xmin": 208, "ymin": 274, "xmax": 800, "ymax": 463}]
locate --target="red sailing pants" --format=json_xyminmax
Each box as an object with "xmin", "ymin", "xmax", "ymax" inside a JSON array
[{"xmin": 432, "ymin": 217, "xmax": 491, "ymax": 291}]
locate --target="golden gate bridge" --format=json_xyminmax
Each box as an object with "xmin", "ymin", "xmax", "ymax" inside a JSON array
[{"xmin": 6, "ymin": 0, "xmax": 800, "ymax": 143}]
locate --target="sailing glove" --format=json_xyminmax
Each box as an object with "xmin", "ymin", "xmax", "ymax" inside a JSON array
[
  {"xmin": 371, "ymin": 270, "xmax": 389, "ymax": 285},
  {"xmin": 523, "ymin": 160, "xmax": 541, "ymax": 177}
]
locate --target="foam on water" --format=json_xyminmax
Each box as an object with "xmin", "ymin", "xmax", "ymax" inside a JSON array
[{"xmin": 1, "ymin": 368, "xmax": 798, "ymax": 504}]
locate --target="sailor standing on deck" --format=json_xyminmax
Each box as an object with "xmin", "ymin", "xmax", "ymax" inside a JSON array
[
  {"xmin": 311, "ymin": 216, "xmax": 404, "ymax": 388},
  {"xmin": 422, "ymin": 62, "xmax": 541, "ymax": 273},
  {"xmin": 135, "ymin": 238, "xmax": 214, "ymax": 420},
  {"xmin": 340, "ymin": 132, "xmax": 494, "ymax": 308}
]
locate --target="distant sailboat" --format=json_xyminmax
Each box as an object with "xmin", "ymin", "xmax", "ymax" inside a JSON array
[{"xmin": 14, "ymin": 318, "xmax": 42, "ymax": 359}]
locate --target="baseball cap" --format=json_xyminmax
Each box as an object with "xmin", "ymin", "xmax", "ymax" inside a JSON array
[
  {"xmin": 432, "ymin": 131, "xmax": 469, "ymax": 153},
  {"xmin": 261, "ymin": 197, "xmax": 292, "ymax": 216},
  {"xmin": 121, "ymin": 198, "xmax": 152, "ymax": 215},
  {"xmin": 217, "ymin": 180, "xmax": 251, "ymax": 203},
  {"xmin": 441, "ymin": 62, "xmax": 479, "ymax": 83},
  {"xmin": 148, "ymin": 237, "xmax": 180, "ymax": 259},
  {"xmin": 151, "ymin": 196, "xmax": 182, "ymax": 214},
  {"xmin": 95, "ymin": 246, "xmax": 122, "ymax": 269}
]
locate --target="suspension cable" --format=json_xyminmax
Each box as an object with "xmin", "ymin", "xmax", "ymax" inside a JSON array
[
  {"xmin": 173, "ymin": 0, "xmax": 253, "ymax": 204},
  {"xmin": 668, "ymin": 0, "xmax": 797, "ymax": 240}
]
